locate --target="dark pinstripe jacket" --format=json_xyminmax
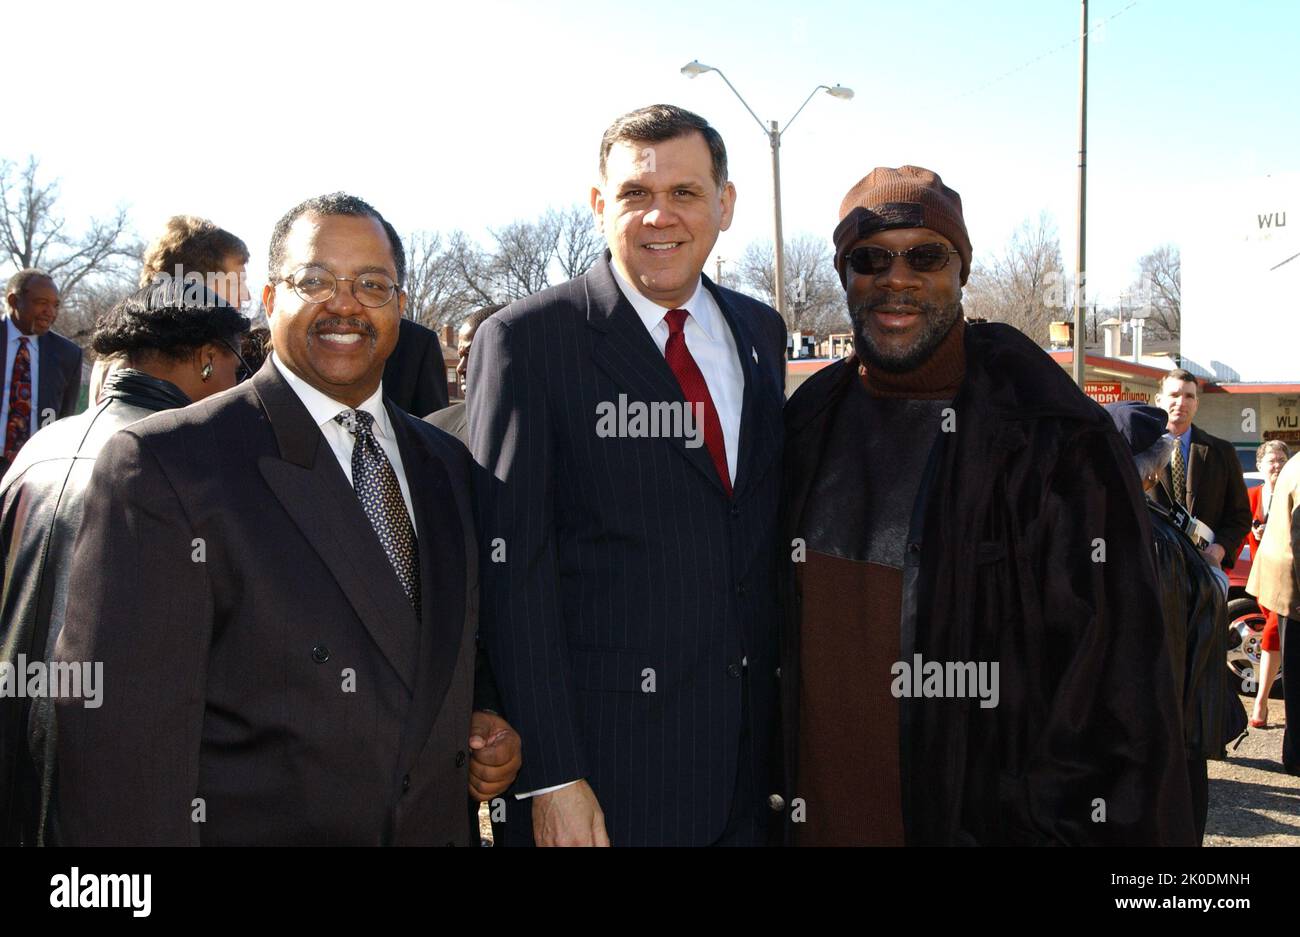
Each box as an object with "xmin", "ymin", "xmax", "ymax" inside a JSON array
[{"xmin": 469, "ymin": 256, "xmax": 786, "ymax": 845}]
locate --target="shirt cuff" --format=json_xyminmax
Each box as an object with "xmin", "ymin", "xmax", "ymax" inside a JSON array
[{"xmin": 515, "ymin": 779, "xmax": 581, "ymax": 800}]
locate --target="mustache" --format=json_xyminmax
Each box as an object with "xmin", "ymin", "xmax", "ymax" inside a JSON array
[
  {"xmin": 311, "ymin": 317, "xmax": 377, "ymax": 339},
  {"xmin": 849, "ymin": 295, "xmax": 929, "ymax": 318},
  {"xmin": 867, "ymin": 297, "xmax": 924, "ymax": 312}
]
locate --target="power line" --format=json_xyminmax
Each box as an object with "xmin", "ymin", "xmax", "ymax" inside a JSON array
[
  {"xmin": 1271, "ymin": 251, "xmax": 1299, "ymax": 272},
  {"xmin": 947, "ymin": 0, "xmax": 1140, "ymax": 104}
]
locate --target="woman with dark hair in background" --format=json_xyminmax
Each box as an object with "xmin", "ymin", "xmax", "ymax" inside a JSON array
[
  {"xmin": 1248, "ymin": 440, "xmax": 1293, "ymax": 727},
  {"xmin": 240, "ymin": 326, "xmax": 272, "ymax": 374},
  {"xmin": 0, "ymin": 279, "xmax": 249, "ymax": 846}
]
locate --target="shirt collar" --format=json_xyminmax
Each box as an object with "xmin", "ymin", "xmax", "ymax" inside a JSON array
[
  {"xmin": 609, "ymin": 262, "xmax": 719, "ymax": 342},
  {"xmin": 5, "ymin": 319, "xmax": 34, "ymax": 343},
  {"xmin": 271, "ymin": 351, "xmax": 392, "ymax": 439}
]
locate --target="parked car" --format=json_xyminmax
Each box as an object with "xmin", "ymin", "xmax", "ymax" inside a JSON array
[{"xmin": 1226, "ymin": 474, "xmax": 1283, "ymax": 698}]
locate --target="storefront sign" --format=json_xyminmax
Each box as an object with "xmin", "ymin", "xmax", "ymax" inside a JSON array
[{"xmin": 1084, "ymin": 382, "xmax": 1152, "ymax": 404}]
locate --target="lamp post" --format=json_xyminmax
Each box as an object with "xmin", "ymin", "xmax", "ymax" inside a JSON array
[{"xmin": 681, "ymin": 60, "xmax": 853, "ymax": 318}]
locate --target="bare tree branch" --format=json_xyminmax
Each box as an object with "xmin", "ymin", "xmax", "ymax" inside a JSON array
[
  {"xmin": 403, "ymin": 230, "xmax": 481, "ymax": 329},
  {"xmin": 735, "ymin": 235, "xmax": 847, "ymax": 337},
  {"xmin": 1129, "ymin": 243, "xmax": 1180, "ymax": 338},
  {"xmin": 555, "ymin": 205, "xmax": 603, "ymax": 280},
  {"xmin": 0, "ymin": 156, "xmax": 142, "ymax": 350},
  {"xmin": 963, "ymin": 211, "xmax": 1063, "ymax": 344},
  {"xmin": 400, "ymin": 204, "xmax": 608, "ymax": 329},
  {"xmin": 447, "ymin": 230, "xmax": 499, "ymax": 308},
  {"xmin": 489, "ymin": 215, "xmax": 559, "ymax": 300}
]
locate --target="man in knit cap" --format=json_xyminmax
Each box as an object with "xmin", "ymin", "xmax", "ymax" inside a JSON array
[{"xmin": 771, "ymin": 166, "xmax": 1196, "ymax": 845}]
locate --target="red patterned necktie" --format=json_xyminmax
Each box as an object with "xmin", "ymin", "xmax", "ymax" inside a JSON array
[
  {"xmin": 4, "ymin": 337, "xmax": 32, "ymax": 463},
  {"xmin": 663, "ymin": 309, "xmax": 731, "ymax": 496}
]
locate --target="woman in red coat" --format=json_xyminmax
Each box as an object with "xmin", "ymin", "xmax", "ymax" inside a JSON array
[{"xmin": 1249, "ymin": 440, "xmax": 1292, "ymax": 726}]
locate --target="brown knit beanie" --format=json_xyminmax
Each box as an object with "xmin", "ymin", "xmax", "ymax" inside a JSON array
[{"xmin": 832, "ymin": 165, "xmax": 972, "ymax": 287}]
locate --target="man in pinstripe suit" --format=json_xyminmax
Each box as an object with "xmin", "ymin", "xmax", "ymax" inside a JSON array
[{"xmin": 470, "ymin": 105, "xmax": 787, "ymax": 846}]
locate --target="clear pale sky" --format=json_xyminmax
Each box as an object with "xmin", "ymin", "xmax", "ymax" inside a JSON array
[{"xmin": 6, "ymin": 0, "xmax": 1297, "ymax": 306}]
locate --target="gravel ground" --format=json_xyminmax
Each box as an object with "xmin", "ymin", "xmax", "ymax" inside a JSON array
[{"xmin": 1205, "ymin": 694, "xmax": 1300, "ymax": 846}]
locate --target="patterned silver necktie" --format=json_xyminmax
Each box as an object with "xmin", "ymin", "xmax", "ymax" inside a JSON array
[{"xmin": 333, "ymin": 408, "xmax": 421, "ymax": 617}]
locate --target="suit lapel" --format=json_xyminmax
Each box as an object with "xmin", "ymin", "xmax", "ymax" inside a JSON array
[
  {"xmin": 252, "ymin": 361, "xmax": 419, "ymax": 691},
  {"xmin": 702, "ymin": 276, "xmax": 782, "ymax": 501},
  {"xmin": 36, "ymin": 333, "xmax": 57, "ymax": 422},
  {"xmin": 585, "ymin": 257, "xmax": 725, "ymax": 494},
  {"xmin": 1156, "ymin": 461, "xmax": 1175, "ymax": 507},
  {"xmin": 1187, "ymin": 426, "xmax": 1209, "ymax": 514},
  {"xmin": 1, "ymin": 319, "xmax": 9, "ymax": 400},
  {"xmin": 388, "ymin": 402, "xmax": 469, "ymax": 770}
]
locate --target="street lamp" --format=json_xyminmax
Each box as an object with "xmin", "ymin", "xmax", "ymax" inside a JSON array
[{"xmin": 681, "ymin": 59, "xmax": 853, "ymax": 317}]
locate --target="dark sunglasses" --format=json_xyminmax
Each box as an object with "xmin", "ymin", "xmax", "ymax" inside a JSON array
[
  {"xmin": 221, "ymin": 337, "xmax": 255, "ymax": 383},
  {"xmin": 847, "ymin": 243, "xmax": 958, "ymax": 276}
]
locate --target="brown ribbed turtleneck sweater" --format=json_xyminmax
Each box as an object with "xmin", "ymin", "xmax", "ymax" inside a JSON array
[{"xmin": 795, "ymin": 319, "xmax": 966, "ymax": 846}]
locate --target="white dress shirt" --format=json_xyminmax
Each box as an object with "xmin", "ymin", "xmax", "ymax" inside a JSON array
[
  {"xmin": 611, "ymin": 265, "xmax": 745, "ymax": 483},
  {"xmin": 516, "ymin": 269, "xmax": 750, "ymax": 802},
  {"xmin": 271, "ymin": 352, "xmax": 416, "ymax": 528},
  {"xmin": 1, "ymin": 319, "xmax": 41, "ymax": 439}
]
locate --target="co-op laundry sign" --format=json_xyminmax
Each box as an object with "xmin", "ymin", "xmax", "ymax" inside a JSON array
[{"xmin": 1084, "ymin": 382, "xmax": 1152, "ymax": 404}]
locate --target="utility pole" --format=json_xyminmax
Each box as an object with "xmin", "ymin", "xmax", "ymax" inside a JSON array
[
  {"xmin": 769, "ymin": 121, "xmax": 785, "ymax": 316},
  {"xmin": 1071, "ymin": 0, "xmax": 1089, "ymax": 387}
]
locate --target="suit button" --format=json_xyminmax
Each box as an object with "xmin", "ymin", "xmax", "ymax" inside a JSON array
[
  {"xmin": 730, "ymin": 505, "xmax": 740, "ymax": 517},
  {"xmin": 736, "ymin": 583, "xmax": 746, "ymax": 596},
  {"xmin": 455, "ymin": 750, "xmax": 466, "ymax": 767},
  {"xmin": 775, "ymin": 666, "xmax": 782, "ymax": 679},
  {"xmin": 311, "ymin": 645, "xmax": 330, "ymax": 663},
  {"xmin": 768, "ymin": 794, "xmax": 785, "ymax": 812},
  {"xmin": 906, "ymin": 542, "xmax": 921, "ymax": 555},
  {"xmin": 727, "ymin": 664, "xmax": 741, "ymax": 679},
  {"xmin": 401, "ymin": 774, "xmax": 411, "ymax": 792},
  {"xmin": 445, "ymin": 841, "xmax": 455, "ymax": 847}
]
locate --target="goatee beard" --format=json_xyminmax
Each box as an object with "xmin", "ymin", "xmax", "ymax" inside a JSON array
[{"xmin": 848, "ymin": 297, "xmax": 962, "ymax": 373}]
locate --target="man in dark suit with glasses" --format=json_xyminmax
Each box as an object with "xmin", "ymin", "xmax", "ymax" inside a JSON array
[{"xmin": 55, "ymin": 192, "xmax": 520, "ymax": 845}]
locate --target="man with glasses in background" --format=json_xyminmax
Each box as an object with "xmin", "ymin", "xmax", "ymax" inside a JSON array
[
  {"xmin": 774, "ymin": 166, "xmax": 1195, "ymax": 845},
  {"xmin": 54, "ymin": 193, "xmax": 520, "ymax": 845}
]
